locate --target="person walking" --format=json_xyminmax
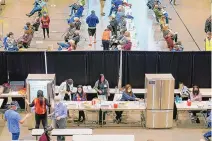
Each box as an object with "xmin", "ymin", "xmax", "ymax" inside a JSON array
[
  {"xmin": 100, "ymin": 0, "xmax": 106, "ymax": 16},
  {"xmin": 41, "ymin": 12, "xmax": 50, "ymax": 39},
  {"xmin": 25, "ymin": 90, "xmax": 51, "ymax": 129},
  {"xmin": 48, "ymin": 95, "xmax": 67, "ymax": 141},
  {"xmin": 86, "ymin": 10, "xmax": 99, "ymax": 46},
  {"xmin": 4, "ymin": 101, "xmax": 31, "ymax": 141}
]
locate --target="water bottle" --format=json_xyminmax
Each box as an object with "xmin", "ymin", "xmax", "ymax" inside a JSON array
[{"xmin": 175, "ymin": 95, "xmax": 179, "ymax": 103}]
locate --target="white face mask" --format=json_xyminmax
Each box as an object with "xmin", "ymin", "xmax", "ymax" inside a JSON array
[{"xmin": 78, "ymin": 90, "xmax": 82, "ymax": 93}]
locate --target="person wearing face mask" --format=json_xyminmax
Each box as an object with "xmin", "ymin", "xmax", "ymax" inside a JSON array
[
  {"xmin": 94, "ymin": 74, "xmax": 110, "ymax": 125},
  {"xmin": 4, "ymin": 101, "xmax": 31, "ymax": 141},
  {"xmin": 25, "ymin": 90, "xmax": 51, "ymax": 129},
  {"xmin": 48, "ymin": 95, "xmax": 67, "ymax": 141},
  {"xmin": 189, "ymin": 85, "xmax": 202, "ymax": 123},
  {"xmin": 115, "ymin": 84, "xmax": 141, "ymax": 124},
  {"xmin": 59, "ymin": 79, "xmax": 74, "ymax": 101},
  {"xmin": 74, "ymin": 85, "xmax": 87, "ymax": 122}
]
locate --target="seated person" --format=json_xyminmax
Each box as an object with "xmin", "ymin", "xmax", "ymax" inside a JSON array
[
  {"xmin": 73, "ymin": 85, "xmax": 87, "ymax": 122},
  {"xmin": 69, "ymin": 3, "xmax": 80, "ymax": 16},
  {"xmin": 26, "ymin": 0, "xmax": 46, "ymax": 17},
  {"xmin": 118, "ymin": 16, "xmax": 127, "ymax": 32},
  {"xmin": 153, "ymin": 5, "xmax": 163, "ymax": 22},
  {"xmin": 161, "ymin": 9, "xmax": 171, "ymax": 24},
  {"xmin": 32, "ymin": 17, "xmax": 40, "ymax": 31},
  {"xmin": 109, "ymin": 15, "xmax": 118, "ymax": 36},
  {"xmin": 74, "ymin": 4, "xmax": 84, "ymax": 18},
  {"xmin": 6, "ymin": 32, "xmax": 18, "ymax": 52},
  {"xmin": 73, "ymin": 17, "xmax": 81, "ymax": 30},
  {"xmin": 109, "ymin": 0, "xmax": 123, "ymax": 16},
  {"xmin": 24, "ymin": 22, "xmax": 35, "ymax": 35},
  {"xmin": 17, "ymin": 31, "xmax": 33, "ymax": 48},
  {"xmin": 115, "ymin": 84, "xmax": 141, "ymax": 123},
  {"xmin": 162, "ymin": 25, "xmax": 178, "ymax": 42},
  {"xmin": 190, "ymin": 85, "xmax": 202, "ymax": 123},
  {"xmin": 171, "ymin": 41, "xmax": 183, "ymax": 52},
  {"xmin": 122, "ymin": 40, "xmax": 132, "ymax": 51},
  {"xmin": 72, "ymin": 30, "xmax": 80, "ymax": 46},
  {"xmin": 203, "ymin": 111, "xmax": 211, "ymax": 141},
  {"xmin": 164, "ymin": 32, "xmax": 174, "ymax": 50},
  {"xmin": 119, "ymin": 31, "xmax": 131, "ymax": 45},
  {"xmin": 59, "ymin": 79, "xmax": 74, "ymax": 100},
  {"xmin": 64, "ymin": 23, "xmax": 76, "ymax": 42},
  {"xmin": 58, "ymin": 39, "xmax": 76, "ymax": 51},
  {"xmin": 116, "ymin": 7, "xmax": 125, "ymax": 23}
]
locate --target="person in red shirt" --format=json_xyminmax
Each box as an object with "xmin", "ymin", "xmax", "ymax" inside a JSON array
[
  {"xmin": 165, "ymin": 33, "xmax": 174, "ymax": 50},
  {"xmin": 41, "ymin": 13, "xmax": 50, "ymax": 39}
]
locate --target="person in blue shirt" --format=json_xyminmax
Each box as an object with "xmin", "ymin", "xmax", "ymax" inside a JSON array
[
  {"xmin": 4, "ymin": 101, "xmax": 31, "ymax": 140},
  {"xmin": 109, "ymin": 0, "xmax": 123, "ymax": 16},
  {"xmin": 86, "ymin": 10, "xmax": 99, "ymax": 46},
  {"xmin": 74, "ymin": 85, "xmax": 87, "ymax": 122},
  {"xmin": 48, "ymin": 95, "xmax": 67, "ymax": 141},
  {"xmin": 26, "ymin": 0, "xmax": 46, "ymax": 17},
  {"xmin": 115, "ymin": 84, "xmax": 141, "ymax": 124},
  {"xmin": 203, "ymin": 111, "xmax": 211, "ymax": 141}
]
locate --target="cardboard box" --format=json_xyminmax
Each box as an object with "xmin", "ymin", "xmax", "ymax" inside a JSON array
[
  {"xmin": 146, "ymin": 110, "xmax": 173, "ymax": 128},
  {"xmin": 145, "ymin": 74, "xmax": 175, "ymax": 110}
]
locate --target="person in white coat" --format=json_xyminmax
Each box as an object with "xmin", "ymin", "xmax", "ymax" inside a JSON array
[{"xmin": 58, "ymin": 79, "xmax": 73, "ymax": 101}]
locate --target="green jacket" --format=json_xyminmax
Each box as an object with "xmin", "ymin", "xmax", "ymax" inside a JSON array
[
  {"xmin": 80, "ymin": 0, "xmax": 86, "ymax": 6},
  {"xmin": 153, "ymin": 8, "xmax": 163, "ymax": 18}
]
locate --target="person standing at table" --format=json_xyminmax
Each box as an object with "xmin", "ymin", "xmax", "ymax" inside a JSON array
[
  {"xmin": 59, "ymin": 78, "xmax": 74, "ymax": 101},
  {"xmin": 4, "ymin": 101, "xmax": 31, "ymax": 141},
  {"xmin": 94, "ymin": 74, "xmax": 110, "ymax": 125},
  {"xmin": 115, "ymin": 84, "xmax": 141, "ymax": 124},
  {"xmin": 48, "ymin": 95, "xmax": 67, "ymax": 141},
  {"xmin": 25, "ymin": 90, "xmax": 51, "ymax": 129},
  {"xmin": 189, "ymin": 85, "xmax": 202, "ymax": 123},
  {"xmin": 74, "ymin": 85, "xmax": 87, "ymax": 122}
]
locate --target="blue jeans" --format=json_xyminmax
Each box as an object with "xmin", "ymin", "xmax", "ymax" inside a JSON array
[
  {"xmin": 204, "ymin": 131, "xmax": 211, "ymax": 140},
  {"xmin": 12, "ymin": 132, "xmax": 20, "ymax": 140},
  {"xmin": 30, "ymin": 6, "xmax": 42, "ymax": 16},
  {"xmin": 58, "ymin": 43, "xmax": 70, "ymax": 48},
  {"xmin": 109, "ymin": 7, "xmax": 117, "ymax": 16},
  {"xmin": 7, "ymin": 46, "xmax": 19, "ymax": 52}
]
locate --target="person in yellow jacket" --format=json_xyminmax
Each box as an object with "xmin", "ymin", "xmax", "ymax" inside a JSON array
[{"xmin": 205, "ymin": 32, "xmax": 212, "ymax": 51}]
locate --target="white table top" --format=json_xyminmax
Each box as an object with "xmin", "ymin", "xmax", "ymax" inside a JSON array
[
  {"xmin": 31, "ymin": 129, "xmax": 44, "ymax": 136},
  {"xmin": 51, "ymin": 129, "xmax": 92, "ymax": 136},
  {"xmin": 176, "ymin": 101, "xmax": 212, "ymax": 111},
  {"xmin": 72, "ymin": 135, "xmax": 135, "ymax": 141},
  {"xmin": 63, "ymin": 101, "xmax": 146, "ymax": 110},
  {"xmin": 0, "ymin": 92, "xmax": 25, "ymax": 98}
]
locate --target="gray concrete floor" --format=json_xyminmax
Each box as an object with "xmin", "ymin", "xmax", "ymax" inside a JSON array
[{"xmin": 0, "ymin": 0, "xmax": 210, "ymax": 51}]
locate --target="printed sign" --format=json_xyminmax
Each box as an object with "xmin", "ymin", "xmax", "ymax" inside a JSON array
[{"xmin": 149, "ymin": 81, "xmax": 155, "ymax": 84}]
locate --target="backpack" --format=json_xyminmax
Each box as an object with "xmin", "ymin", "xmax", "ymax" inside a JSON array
[{"xmin": 39, "ymin": 132, "xmax": 50, "ymax": 141}]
